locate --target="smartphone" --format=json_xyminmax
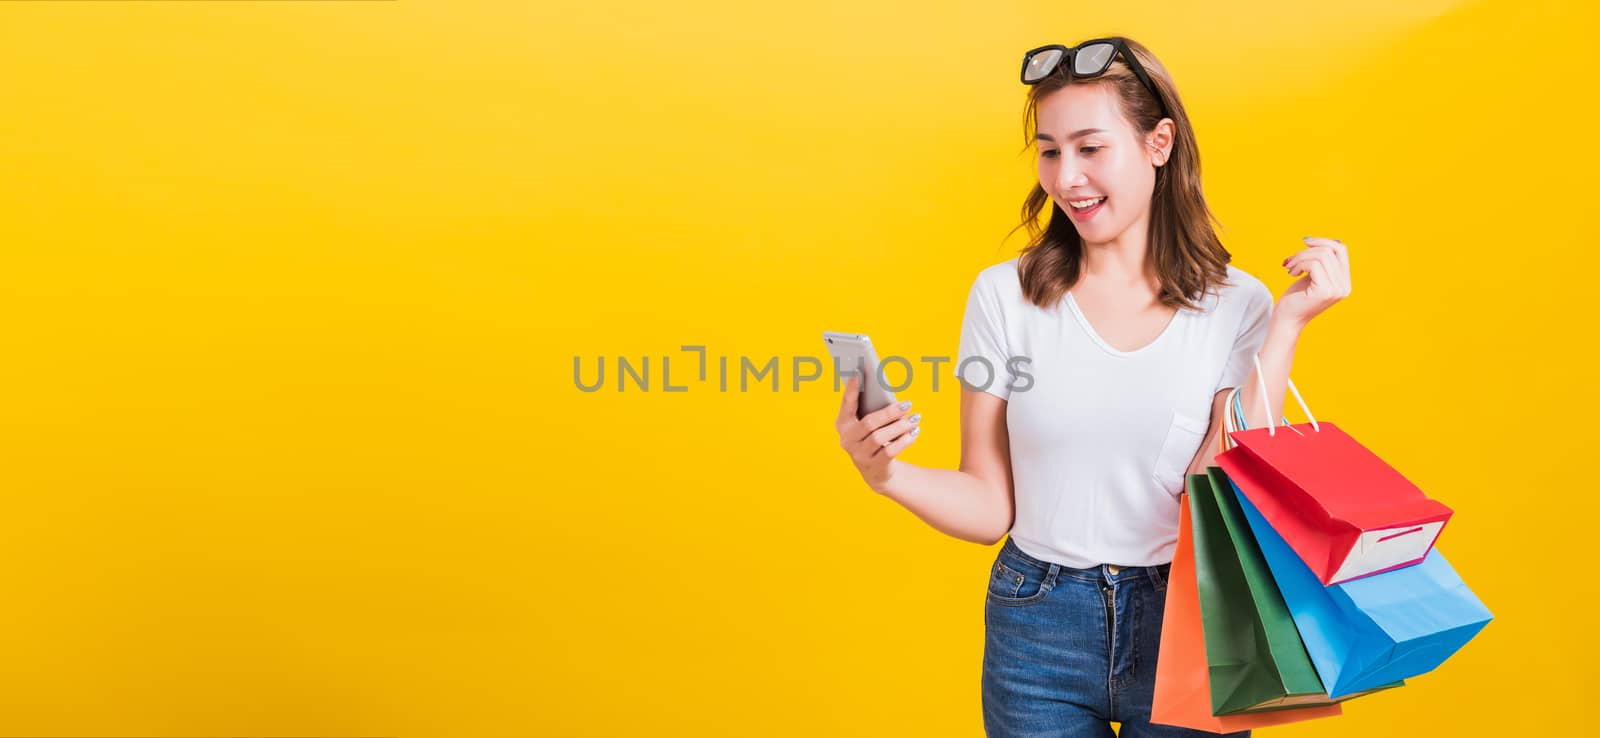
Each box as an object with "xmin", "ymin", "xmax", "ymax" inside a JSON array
[{"xmin": 822, "ymin": 331, "xmax": 897, "ymax": 419}]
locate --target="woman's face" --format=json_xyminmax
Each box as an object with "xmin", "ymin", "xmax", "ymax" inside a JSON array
[{"xmin": 1034, "ymin": 83, "xmax": 1165, "ymax": 246}]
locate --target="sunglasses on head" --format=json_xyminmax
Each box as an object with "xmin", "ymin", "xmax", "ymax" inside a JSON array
[{"xmin": 1020, "ymin": 38, "xmax": 1169, "ymax": 120}]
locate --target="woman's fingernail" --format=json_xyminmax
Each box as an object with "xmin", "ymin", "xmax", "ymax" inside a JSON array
[
  {"xmin": 910, "ymin": 427, "xmax": 921, "ymax": 437},
  {"xmin": 1282, "ymin": 258, "xmax": 1289, "ymax": 266},
  {"xmin": 1303, "ymin": 236, "xmax": 1314, "ymax": 243},
  {"xmin": 909, "ymin": 413, "xmax": 922, "ymax": 424},
  {"xmin": 898, "ymin": 401, "xmax": 912, "ymax": 411}
]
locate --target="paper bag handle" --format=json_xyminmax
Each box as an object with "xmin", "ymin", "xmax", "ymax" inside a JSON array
[{"xmin": 1246, "ymin": 353, "xmax": 1319, "ymax": 437}]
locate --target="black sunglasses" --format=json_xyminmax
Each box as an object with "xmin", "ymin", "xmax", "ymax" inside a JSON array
[{"xmin": 1020, "ymin": 38, "xmax": 1169, "ymax": 120}]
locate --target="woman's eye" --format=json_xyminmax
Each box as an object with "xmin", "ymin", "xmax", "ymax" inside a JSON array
[
  {"xmin": 1080, "ymin": 146, "xmax": 1101, "ymax": 155},
  {"xmin": 1041, "ymin": 150, "xmax": 1059, "ymax": 159}
]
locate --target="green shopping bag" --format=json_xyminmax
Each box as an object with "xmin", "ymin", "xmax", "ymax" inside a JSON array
[{"xmin": 1190, "ymin": 468, "xmax": 1400, "ymax": 715}]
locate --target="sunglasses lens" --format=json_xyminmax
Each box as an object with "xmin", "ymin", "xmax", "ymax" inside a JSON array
[
  {"xmin": 1023, "ymin": 48, "xmax": 1064, "ymax": 83},
  {"xmin": 1072, "ymin": 42, "xmax": 1116, "ymax": 76}
]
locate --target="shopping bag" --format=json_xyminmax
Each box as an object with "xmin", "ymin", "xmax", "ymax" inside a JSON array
[
  {"xmin": 1232, "ymin": 476, "xmax": 1494, "ymax": 698},
  {"xmin": 1217, "ymin": 368, "xmax": 1453, "ymax": 585},
  {"xmin": 1191, "ymin": 467, "xmax": 1399, "ymax": 715},
  {"xmin": 1150, "ymin": 486, "xmax": 1343, "ymax": 733}
]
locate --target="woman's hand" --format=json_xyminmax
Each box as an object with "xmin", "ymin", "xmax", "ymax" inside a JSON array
[
  {"xmin": 835, "ymin": 374, "xmax": 921, "ymax": 493},
  {"xmin": 1276, "ymin": 236, "xmax": 1352, "ymax": 329}
]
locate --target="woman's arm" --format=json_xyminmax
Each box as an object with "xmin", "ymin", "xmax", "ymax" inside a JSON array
[
  {"xmin": 1186, "ymin": 236, "xmax": 1351, "ymax": 473},
  {"xmin": 873, "ymin": 387, "xmax": 1015, "ymax": 546},
  {"xmin": 1187, "ymin": 314, "xmax": 1304, "ymax": 474}
]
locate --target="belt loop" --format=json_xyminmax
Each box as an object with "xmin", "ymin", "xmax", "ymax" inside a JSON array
[{"xmin": 1147, "ymin": 563, "xmax": 1168, "ymax": 592}]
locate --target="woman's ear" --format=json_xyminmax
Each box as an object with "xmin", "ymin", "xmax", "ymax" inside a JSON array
[{"xmin": 1147, "ymin": 118, "xmax": 1175, "ymax": 167}]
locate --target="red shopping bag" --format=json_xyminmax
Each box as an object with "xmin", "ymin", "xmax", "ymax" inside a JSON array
[
  {"xmin": 1151, "ymin": 492, "xmax": 1343, "ymax": 733},
  {"xmin": 1216, "ymin": 362, "xmax": 1452, "ymax": 585}
]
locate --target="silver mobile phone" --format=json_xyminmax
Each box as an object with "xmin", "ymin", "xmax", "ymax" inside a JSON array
[{"xmin": 822, "ymin": 331, "xmax": 897, "ymax": 419}]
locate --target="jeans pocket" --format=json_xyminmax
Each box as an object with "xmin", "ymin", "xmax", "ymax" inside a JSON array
[
  {"xmin": 1152, "ymin": 409, "xmax": 1210, "ymax": 494},
  {"xmin": 986, "ymin": 552, "xmax": 1056, "ymax": 607}
]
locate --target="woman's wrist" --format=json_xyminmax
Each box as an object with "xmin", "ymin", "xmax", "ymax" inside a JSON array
[
  {"xmin": 870, "ymin": 458, "xmax": 904, "ymax": 496},
  {"xmin": 1269, "ymin": 311, "xmax": 1307, "ymax": 341}
]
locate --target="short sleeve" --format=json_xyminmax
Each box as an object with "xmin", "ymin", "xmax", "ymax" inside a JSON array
[
  {"xmin": 1215, "ymin": 278, "xmax": 1274, "ymax": 395},
  {"xmin": 954, "ymin": 270, "xmax": 1017, "ymax": 401}
]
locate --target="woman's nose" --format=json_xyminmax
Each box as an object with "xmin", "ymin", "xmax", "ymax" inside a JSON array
[{"xmin": 1055, "ymin": 164, "xmax": 1086, "ymax": 192}]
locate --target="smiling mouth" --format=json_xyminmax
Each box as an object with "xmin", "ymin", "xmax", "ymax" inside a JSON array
[{"xmin": 1067, "ymin": 197, "xmax": 1106, "ymax": 211}]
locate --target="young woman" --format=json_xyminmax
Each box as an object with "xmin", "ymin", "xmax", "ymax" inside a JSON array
[{"xmin": 832, "ymin": 36, "xmax": 1352, "ymax": 737}]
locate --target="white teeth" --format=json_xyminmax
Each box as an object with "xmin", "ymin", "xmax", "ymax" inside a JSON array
[{"xmin": 1068, "ymin": 197, "xmax": 1106, "ymax": 209}]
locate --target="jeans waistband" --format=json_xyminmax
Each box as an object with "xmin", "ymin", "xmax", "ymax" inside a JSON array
[{"xmin": 1000, "ymin": 535, "xmax": 1171, "ymax": 588}]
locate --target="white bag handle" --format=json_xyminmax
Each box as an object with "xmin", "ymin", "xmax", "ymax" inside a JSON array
[{"xmin": 1249, "ymin": 353, "xmax": 1319, "ymax": 437}]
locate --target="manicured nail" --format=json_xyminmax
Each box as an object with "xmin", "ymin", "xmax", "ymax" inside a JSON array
[
  {"xmin": 1282, "ymin": 258, "xmax": 1289, "ymax": 266},
  {"xmin": 909, "ymin": 412, "xmax": 922, "ymax": 424},
  {"xmin": 910, "ymin": 427, "xmax": 921, "ymax": 437},
  {"xmin": 898, "ymin": 401, "xmax": 912, "ymax": 411},
  {"xmin": 1302, "ymin": 236, "xmax": 1313, "ymax": 243}
]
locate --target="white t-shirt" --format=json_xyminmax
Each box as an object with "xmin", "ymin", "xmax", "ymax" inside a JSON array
[{"xmin": 953, "ymin": 258, "xmax": 1274, "ymax": 568}]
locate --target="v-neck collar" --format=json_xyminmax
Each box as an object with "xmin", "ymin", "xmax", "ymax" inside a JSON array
[{"xmin": 1064, "ymin": 291, "xmax": 1184, "ymax": 358}]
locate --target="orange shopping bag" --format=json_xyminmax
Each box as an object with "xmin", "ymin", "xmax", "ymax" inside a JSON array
[{"xmin": 1150, "ymin": 489, "xmax": 1344, "ymax": 733}]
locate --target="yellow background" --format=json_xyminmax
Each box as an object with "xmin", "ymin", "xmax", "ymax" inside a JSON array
[{"xmin": 0, "ymin": 0, "xmax": 1591, "ymax": 735}]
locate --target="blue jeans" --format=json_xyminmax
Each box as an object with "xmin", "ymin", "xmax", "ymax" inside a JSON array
[{"xmin": 981, "ymin": 536, "xmax": 1248, "ymax": 738}]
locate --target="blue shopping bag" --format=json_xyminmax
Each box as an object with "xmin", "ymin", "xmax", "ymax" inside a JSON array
[{"xmin": 1231, "ymin": 479, "xmax": 1493, "ymax": 698}]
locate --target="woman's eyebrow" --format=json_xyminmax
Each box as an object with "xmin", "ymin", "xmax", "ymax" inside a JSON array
[{"xmin": 1036, "ymin": 128, "xmax": 1106, "ymax": 142}]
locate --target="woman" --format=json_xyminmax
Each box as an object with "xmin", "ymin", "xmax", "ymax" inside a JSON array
[{"xmin": 832, "ymin": 36, "xmax": 1352, "ymax": 737}]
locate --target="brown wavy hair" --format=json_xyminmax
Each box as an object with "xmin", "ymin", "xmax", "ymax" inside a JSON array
[{"xmin": 1006, "ymin": 36, "xmax": 1234, "ymax": 312}]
